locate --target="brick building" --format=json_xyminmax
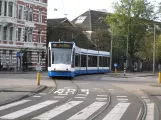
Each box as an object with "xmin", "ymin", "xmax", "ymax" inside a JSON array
[{"xmin": 0, "ymin": 0, "xmax": 47, "ymax": 71}]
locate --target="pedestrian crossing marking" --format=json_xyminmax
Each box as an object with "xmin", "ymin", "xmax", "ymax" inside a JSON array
[
  {"xmin": 102, "ymin": 103, "xmax": 130, "ymax": 120},
  {"xmin": 0, "ymin": 100, "xmax": 57, "ymax": 119},
  {"xmin": 97, "ymin": 95, "xmax": 107, "ymax": 97},
  {"xmin": 33, "ymin": 101, "xmax": 83, "ymax": 120},
  {"xmin": 32, "ymin": 96, "xmax": 41, "ymax": 98},
  {"xmin": 74, "ymin": 97, "xmax": 86, "ymax": 99},
  {"xmin": 67, "ymin": 102, "xmax": 106, "ymax": 120},
  {"xmin": 145, "ymin": 103, "xmax": 154, "ymax": 120},
  {"xmin": 0, "ymin": 100, "xmax": 30, "ymax": 111},
  {"xmin": 116, "ymin": 96, "xmax": 127, "ymax": 98}
]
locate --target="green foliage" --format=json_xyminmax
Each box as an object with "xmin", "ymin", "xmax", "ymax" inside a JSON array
[{"xmin": 104, "ymin": 0, "xmax": 156, "ymax": 67}]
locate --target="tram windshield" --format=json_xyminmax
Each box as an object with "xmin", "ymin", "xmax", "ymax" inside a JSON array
[{"xmin": 51, "ymin": 43, "xmax": 73, "ymax": 64}]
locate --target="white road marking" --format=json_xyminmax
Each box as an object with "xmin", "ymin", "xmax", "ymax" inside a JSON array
[
  {"xmin": 141, "ymin": 96, "xmax": 148, "ymax": 99},
  {"xmin": 96, "ymin": 98, "xmax": 107, "ymax": 100},
  {"xmin": 143, "ymin": 99, "xmax": 151, "ymax": 103},
  {"xmin": 97, "ymin": 95, "xmax": 107, "ymax": 97},
  {"xmin": 32, "ymin": 96, "xmax": 41, "ymax": 98},
  {"xmin": 156, "ymin": 96, "xmax": 161, "ymax": 100},
  {"xmin": 116, "ymin": 96, "xmax": 127, "ymax": 98},
  {"xmin": 145, "ymin": 103, "xmax": 154, "ymax": 120},
  {"xmin": 102, "ymin": 103, "xmax": 130, "ymax": 120},
  {"xmin": 0, "ymin": 100, "xmax": 57, "ymax": 119},
  {"xmin": 33, "ymin": 101, "xmax": 83, "ymax": 120},
  {"xmin": 54, "ymin": 89, "xmax": 65, "ymax": 94},
  {"xmin": 117, "ymin": 99, "xmax": 128, "ymax": 101},
  {"xmin": 77, "ymin": 94, "xmax": 88, "ymax": 96},
  {"xmin": 39, "ymin": 93, "xmax": 47, "ymax": 95},
  {"xmin": 108, "ymin": 89, "xmax": 114, "ymax": 91},
  {"xmin": 67, "ymin": 102, "xmax": 106, "ymax": 120},
  {"xmin": 75, "ymin": 97, "xmax": 86, "ymax": 99},
  {"xmin": 0, "ymin": 100, "xmax": 30, "ymax": 111},
  {"xmin": 58, "ymin": 93, "xmax": 68, "ymax": 96},
  {"xmin": 54, "ymin": 96, "xmax": 65, "ymax": 98}
]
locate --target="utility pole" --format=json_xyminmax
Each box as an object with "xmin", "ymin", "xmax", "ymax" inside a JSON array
[
  {"xmin": 153, "ymin": 23, "xmax": 156, "ymax": 74},
  {"xmin": 110, "ymin": 24, "xmax": 114, "ymax": 71}
]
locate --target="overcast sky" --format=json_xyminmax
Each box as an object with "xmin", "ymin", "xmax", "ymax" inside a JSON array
[{"xmin": 47, "ymin": 0, "xmax": 159, "ymax": 20}]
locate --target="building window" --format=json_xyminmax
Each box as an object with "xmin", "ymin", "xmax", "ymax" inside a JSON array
[
  {"xmin": 9, "ymin": 50, "xmax": 12, "ymax": 63},
  {"xmin": 3, "ymin": 26, "xmax": 7, "ymax": 40},
  {"xmin": 25, "ymin": 27, "xmax": 33, "ymax": 42},
  {"xmin": 29, "ymin": 8, "xmax": 33, "ymax": 21},
  {"xmin": 2, "ymin": 50, "xmax": 6, "ymax": 64},
  {"xmin": 25, "ymin": 7, "xmax": 29, "ymax": 20},
  {"xmin": 8, "ymin": 2, "xmax": 13, "ymax": 17},
  {"xmin": 0, "ymin": 0, "xmax": 2, "ymax": 16},
  {"xmin": 4, "ymin": 1, "xmax": 7, "ymax": 16},
  {"xmin": 38, "ymin": 9, "xmax": 42, "ymax": 23},
  {"xmin": 38, "ymin": 30, "xmax": 41, "ymax": 43},
  {"xmin": 9, "ymin": 27, "xmax": 13, "ymax": 40},
  {"xmin": 18, "ymin": 6, "xmax": 23, "ymax": 19},
  {"xmin": 18, "ymin": 28, "xmax": 22, "ymax": 41},
  {"xmin": 27, "ymin": 51, "xmax": 32, "ymax": 63},
  {"xmin": 37, "ymin": 52, "xmax": 40, "ymax": 63}
]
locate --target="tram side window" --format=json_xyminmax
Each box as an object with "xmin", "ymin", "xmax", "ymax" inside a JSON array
[
  {"xmin": 88, "ymin": 55, "xmax": 97, "ymax": 67},
  {"xmin": 81, "ymin": 55, "xmax": 86, "ymax": 67},
  {"xmin": 99, "ymin": 56, "xmax": 103, "ymax": 67},
  {"xmin": 103, "ymin": 57, "xmax": 108, "ymax": 67},
  {"xmin": 107, "ymin": 57, "xmax": 110, "ymax": 66},
  {"xmin": 75, "ymin": 54, "xmax": 80, "ymax": 67},
  {"xmin": 48, "ymin": 49, "xmax": 51, "ymax": 67}
]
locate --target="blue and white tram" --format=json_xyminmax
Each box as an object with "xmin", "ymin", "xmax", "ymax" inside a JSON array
[{"xmin": 48, "ymin": 41, "xmax": 110, "ymax": 77}]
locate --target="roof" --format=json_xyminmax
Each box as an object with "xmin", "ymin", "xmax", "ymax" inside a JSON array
[
  {"xmin": 72, "ymin": 10, "xmax": 109, "ymax": 31},
  {"xmin": 47, "ymin": 18, "xmax": 76, "ymax": 27}
]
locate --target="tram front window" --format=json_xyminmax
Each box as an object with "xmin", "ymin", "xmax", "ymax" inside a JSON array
[{"xmin": 52, "ymin": 48, "xmax": 72, "ymax": 64}]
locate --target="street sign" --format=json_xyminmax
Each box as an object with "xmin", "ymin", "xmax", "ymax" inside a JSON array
[
  {"xmin": 114, "ymin": 63, "xmax": 118, "ymax": 68},
  {"xmin": 35, "ymin": 64, "xmax": 42, "ymax": 71}
]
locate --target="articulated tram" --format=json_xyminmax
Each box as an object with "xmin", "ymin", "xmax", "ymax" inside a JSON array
[{"xmin": 47, "ymin": 41, "xmax": 110, "ymax": 77}]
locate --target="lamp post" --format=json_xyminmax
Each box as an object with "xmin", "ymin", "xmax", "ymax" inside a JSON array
[{"xmin": 110, "ymin": 24, "xmax": 114, "ymax": 71}]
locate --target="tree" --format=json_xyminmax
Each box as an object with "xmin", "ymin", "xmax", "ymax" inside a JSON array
[{"xmin": 105, "ymin": 0, "xmax": 156, "ymax": 70}]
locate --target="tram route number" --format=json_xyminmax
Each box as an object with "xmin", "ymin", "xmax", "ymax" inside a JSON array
[{"xmin": 54, "ymin": 89, "xmax": 89, "ymax": 95}]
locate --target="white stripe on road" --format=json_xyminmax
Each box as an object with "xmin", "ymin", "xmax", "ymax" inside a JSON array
[
  {"xmin": 145, "ymin": 103, "xmax": 154, "ymax": 120},
  {"xmin": 116, "ymin": 96, "xmax": 127, "ymax": 98},
  {"xmin": 102, "ymin": 103, "xmax": 130, "ymax": 120},
  {"xmin": 32, "ymin": 96, "xmax": 41, "ymax": 98},
  {"xmin": 117, "ymin": 99, "xmax": 128, "ymax": 101},
  {"xmin": 96, "ymin": 98, "xmax": 107, "ymax": 100},
  {"xmin": 0, "ymin": 100, "xmax": 30, "ymax": 111},
  {"xmin": 74, "ymin": 97, "xmax": 86, "ymax": 99},
  {"xmin": 54, "ymin": 96, "xmax": 65, "ymax": 98},
  {"xmin": 97, "ymin": 95, "xmax": 107, "ymax": 97},
  {"xmin": 0, "ymin": 100, "xmax": 57, "ymax": 119},
  {"xmin": 67, "ymin": 102, "xmax": 106, "ymax": 120},
  {"xmin": 77, "ymin": 94, "xmax": 88, "ymax": 96},
  {"xmin": 33, "ymin": 101, "xmax": 83, "ymax": 120},
  {"xmin": 58, "ymin": 93, "xmax": 68, "ymax": 96},
  {"xmin": 108, "ymin": 89, "xmax": 114, "ymax": 91}
]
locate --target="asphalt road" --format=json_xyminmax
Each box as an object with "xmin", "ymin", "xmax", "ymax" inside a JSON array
[{"xmin": 0, "ymin": 72, "xmax": 151, "ymax": 120}]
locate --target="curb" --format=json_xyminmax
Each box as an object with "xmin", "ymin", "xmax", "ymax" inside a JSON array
[{"xmin": 0, "ymin": 85, "xmax": 47, "ymax": 107}]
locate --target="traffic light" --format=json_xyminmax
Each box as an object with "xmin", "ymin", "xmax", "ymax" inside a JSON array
[{"xmin": 42, "ymin": 51, "xmax": 45, "ymax": 58}]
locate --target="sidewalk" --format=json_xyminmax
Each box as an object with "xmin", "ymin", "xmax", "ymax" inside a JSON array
[{"xmin": 0, "ymin": 72, "xmax": 56, "ymax": 106}]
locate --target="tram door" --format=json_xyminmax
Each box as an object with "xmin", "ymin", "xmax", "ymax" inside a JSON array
[
  {"xmin": 99, "ymin": 56, "xmax": 103, "ymax": 73},
  {"xmin": 75, "ymin": 53, "xmax": 80, "ymax": 75}
]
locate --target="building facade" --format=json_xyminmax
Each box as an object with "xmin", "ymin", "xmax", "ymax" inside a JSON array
[{"xmin": 0, "ymin": 0, "xmax": 47, "ymax": 71}]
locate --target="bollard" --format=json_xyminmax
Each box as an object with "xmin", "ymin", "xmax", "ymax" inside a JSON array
[
  {"xmin": 37, "ymin": 71, "xmax": 40, "ymax": 85},
  {"xmin": 158, "ymin": 64, "xmax": 161, "ymax": 84},
  {"xmin": 115, "ymin": 68, "xmax": 117, "ymax": 75}
]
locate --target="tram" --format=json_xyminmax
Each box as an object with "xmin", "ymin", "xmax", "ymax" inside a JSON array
[{"xmin": 47, "ymin": 41, "xmax": 110, "ymax": 77}]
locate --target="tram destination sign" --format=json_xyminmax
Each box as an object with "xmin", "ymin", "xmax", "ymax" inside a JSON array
[{"xmin": 52, "ymin": 43, "xmax": 72, "ymax": 48}]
